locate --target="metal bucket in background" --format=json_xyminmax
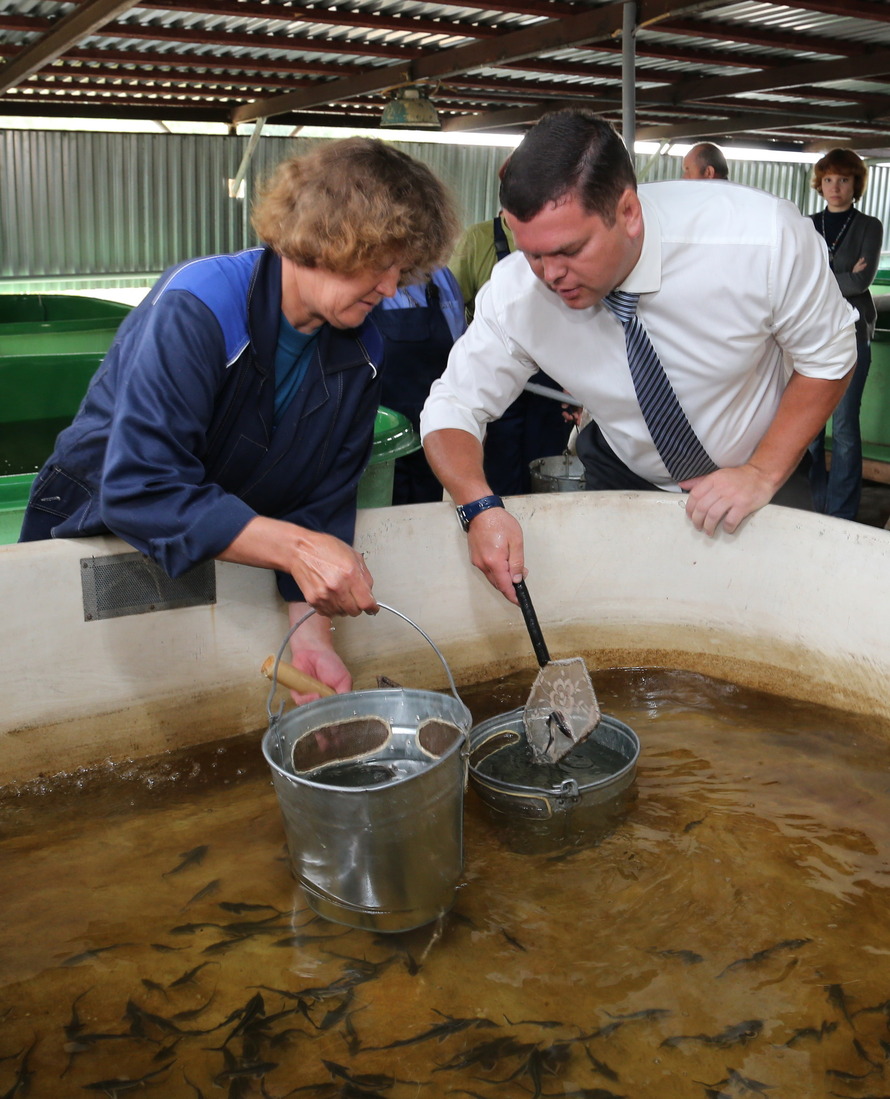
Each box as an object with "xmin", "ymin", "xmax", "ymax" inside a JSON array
[
  {"xmin": 529, "ymin": 452, "xmax": 586, "ymax": 493},
  {"xmin": 262, "ymin": 605, "xmax": 471, "ymax": 933}
]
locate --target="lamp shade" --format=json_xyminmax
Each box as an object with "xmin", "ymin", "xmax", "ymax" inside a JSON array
[{"xmin": 380, "ymin": 87, "xmax": 440, "ymax": 130}]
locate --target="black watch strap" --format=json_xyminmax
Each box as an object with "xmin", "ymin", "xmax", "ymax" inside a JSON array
[{"xmin": 455, "ymin": 494, "xmax": 505, "ymax": 532}]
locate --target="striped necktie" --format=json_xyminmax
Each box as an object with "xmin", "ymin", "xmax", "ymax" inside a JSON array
[{"xmin": 602, "ymin": 290, "xmax": 718, "ymax": 483}]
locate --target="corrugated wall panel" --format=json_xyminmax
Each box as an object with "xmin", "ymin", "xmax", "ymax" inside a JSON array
[{"xmin": 2, "ymin": 129, "xmax": 889, "ymax": 292}]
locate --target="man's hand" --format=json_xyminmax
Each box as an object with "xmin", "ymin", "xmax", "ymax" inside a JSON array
[
  {"xmin": 680, "ymin": 464, "xmax": 779, "ymax": 535},
  {"xmin": 466, "ymin": 508, "xmax": 527, "ymax": 602}
]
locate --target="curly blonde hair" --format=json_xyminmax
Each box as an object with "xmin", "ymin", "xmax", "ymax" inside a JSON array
[{"xmin": 252, "ymin": 138, "xmax": 460, "ymax": 284}]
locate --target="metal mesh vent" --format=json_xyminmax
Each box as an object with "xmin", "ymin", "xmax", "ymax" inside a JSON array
[{"xmin": 80, "ymin": 553, "xmax": 216, "ymax": 621}]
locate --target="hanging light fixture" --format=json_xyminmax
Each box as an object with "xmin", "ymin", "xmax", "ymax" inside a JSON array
[{"xmin": 380, "ymin": 85, "xmax": 441, "ymax": 131}]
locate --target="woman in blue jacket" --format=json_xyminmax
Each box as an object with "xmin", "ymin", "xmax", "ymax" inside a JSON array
[{"xmin": 20, "ymin": 137, "xmax": 459, "ymax": 699}]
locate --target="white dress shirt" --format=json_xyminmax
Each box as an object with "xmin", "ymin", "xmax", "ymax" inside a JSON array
[{"xmin": 420, "ymin": 180, "xmax": 857, "ymax": 489}]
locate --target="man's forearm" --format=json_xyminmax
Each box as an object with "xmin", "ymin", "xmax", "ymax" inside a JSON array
[
  {"xmin": 422, "ymin": 428, "xmax": 492, "ymax": 505},
  {"xmin": 747, "ymin": 370, "xmax": 853, "ymax": 488}
]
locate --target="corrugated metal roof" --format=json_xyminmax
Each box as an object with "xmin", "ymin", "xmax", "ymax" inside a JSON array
[{"xmin": 1, "ymin": 0, "xmax": 890, "ymax": 151}]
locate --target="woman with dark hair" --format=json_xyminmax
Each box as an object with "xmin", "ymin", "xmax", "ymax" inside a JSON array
[
  {"xmin": 20, "ymin": 137, "xmax": 460, "ymax": 699},
  {"xmin": 808, "ymin": 148, "xmax": 884, "ymax": 520}
]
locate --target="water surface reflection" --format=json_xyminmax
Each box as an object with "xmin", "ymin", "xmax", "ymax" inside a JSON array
[{"xmin": 2, "ymin": 668, "xmax": 890, "ymax": 1097}]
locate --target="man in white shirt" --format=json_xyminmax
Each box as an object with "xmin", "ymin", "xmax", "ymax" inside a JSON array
[{"xmin": 420, "ymin": 109, "xmax": 856, "ymax": 605}]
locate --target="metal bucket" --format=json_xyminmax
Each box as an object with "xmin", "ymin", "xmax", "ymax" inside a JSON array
[
  {"xmin": 529, "ymin": 452, "xmax": 586, "ymax": 493},
  {"xmin": 262, "ymin": 605, "xmax": 471, "ymax": 933},
  {"xmin": 468, "ymin": 707, "xmax": 639, "ymax": 853}
]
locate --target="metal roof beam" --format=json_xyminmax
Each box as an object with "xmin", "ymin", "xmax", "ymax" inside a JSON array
[
  {"xmin": 636, "ymin": 106, "xmax": 890, "ymax": 143},
  {"xmin": 654, "ymin": 49, "xmax": 890, "ymax": 105},
  {"xmin": 230, "ymin": 0, "xmax": 729, "ymax": 123},
  {"xmin": 442, "ymin": 98, "xmax": 622, "ymax": 131},
  {"xmin": 0, "ymin": 0, "xmax": 143, "ymax": 94}
]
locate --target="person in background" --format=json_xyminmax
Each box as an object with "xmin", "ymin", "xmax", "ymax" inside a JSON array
[
  {"xmin": 421, "ymin": 109, "xmax": 855, "ymax": 607},
  {"xmin": 19, "ymin": 137, "xmax": 460, "ymax": 699},
  {"xmin": 450, "ymin": 204, "xmax": 573, "ymax": 496},
  {"xmin": 807, "ymin": 148, "xmax": 884, "ymax": 521},
  {"xmin": 682, "ymin": 142, "xmax": 729, "ymax": 180},
  {"xmin": 372, "ymin": 267, "xmax": 465, "ymax": 504}
]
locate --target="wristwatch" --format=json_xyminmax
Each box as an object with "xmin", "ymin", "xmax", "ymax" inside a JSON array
[{"xmin": 455, "ymin": 495, "xmax": 505, "ymax": 532}]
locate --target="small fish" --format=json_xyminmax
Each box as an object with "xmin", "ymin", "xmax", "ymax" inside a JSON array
[
  {"xmin": 322, "ymin": 1061, "xmax": 395, "ymax": 1089},
  {"xmin": 435, "ymin": 1036, "xmax": 536, "ymax": 1071},
  {"xmin": 504, "ymin": 1017, "xmax": 564, "ymax": 1028},
  {"xmin": 149, "ymin": 943, "xmax": 187, "ymax": 953},
  {"xmin": 683, "ymin": 818, "xmax": 705, "ymax": 833},
  {"xmin": 219, "ymin": 992, "xmax": 267, "ymax": 1044},
  {"xmin": 82, "ymin": 1065, "xmax": 170, "ymax": 1093},
  {"xmin": 826, "ymin": 982, "xmax": 857, "ymax": 1028},
  {"xmin": 217, "ymin": 901, "xmax": 281, "ymax": 915},
  {"xmin": 318, "ymin": 993, "xmax": 354, "ymax": 1031},
  {"xmin": 853, "ymin": 1037, "xmax": 883, "ymax": 1068},
  {"xmin": 364, "ymin": 1012, "xmax": 497, "ymax": 1050},
  {"xmin": 2, "ymin": 1038, "xmax": 36, "ymax": 1098},
  {"xmin": 654, "ymin": 949, "xmax": 704, "ymax": 965},
  {"xmin": 123, "ymin": 999, "xmax": 184, "ymax": 1038},
  {"xmin": 64, "ymin": 989, "xmax": 91, "ymax": 1039},
  {"xmin": 583, "ymin": 1021, "xmax": 623, "ymax": 1040},
  {"xmin": 501, "ymin": 929, "xmax": 527, "ymax": 952},
  {"xmin": 661, "ymin": 1019, "xmax": 763, "ymax": 1048},
  {"xmin": 172, "ymin": 994, "xmax": 216, "ymax": 1022},
  {"xmin": 699, "ymin": 1068, "xmax": 773, "ymax": 1096},
  {"xmin": 605, "ymin": 1008, "xmax": 671, "ymax": 1022},
  {"xmin": 212, "ymin": 1061, "xmax": 279, "ymax": 1084},
  {"xmin": 168, "ymin": 961, "xmax": 215, "ymax": 988},
  {"xmin": 717, "ymin": 939, "xmax": 812, "ymax": 977},
  {"xmin": 342, "ymin": 1012, "xmax": 362, "ymax": 1055},
  {"xmin": 826, "ymin": 1066, "xmax": 875, "ymax": 1081},
  {"xmin": 183, "ymin": 879, "xmax": 221, "ymax": 908},
  {"xmin": 182, "ymin": 1075, "xmax": 205, "ymax": 1099},
  {"xmin": 781, "ymin": 1020, "xmax": 838, "ymax": 1046},
  {"xmin": 583, "ymin": 1046, "xmax": 621, "ymax": 1082},
  {"xmin": 65, "ymin": 1031, "xmax": 137, "ymax": 1051},
  {"xmin": 162, "ymin": 845, "xmax": 209, "ymax": 877},
  {"xmin": 854, "ymin": 998, "xmax": 890, "ymax": 1019},
  {"xmin": 201, "ymin": 936, "xmax": 250, "ymax": 956},
  {"xmin": 140, "ymin": 979, "xmax": 168, "ymax": 997},
  {"xmin": 61, "ymin": 943, "xmax": 132, "ymax": 967}
]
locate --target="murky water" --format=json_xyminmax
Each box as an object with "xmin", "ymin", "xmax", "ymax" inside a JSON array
[{"xmin": 3, "ymin": 667, "xmax": 890, "ymax": 1098}]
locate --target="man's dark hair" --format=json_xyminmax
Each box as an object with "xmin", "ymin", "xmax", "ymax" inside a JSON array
[
  {"xmin": 691, "ymin": 142, "xmax": 729, "ymax": 180},
  {"xmin": 499, "ymin": 109, "xmax": 637, "ymax": 226}
]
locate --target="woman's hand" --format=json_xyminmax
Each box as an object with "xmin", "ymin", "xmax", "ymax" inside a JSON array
[
  {"xmin": 219, "ymin": 517, "xmax": 378, "ymax": 618},
  {"xmin": 286, "ymin": 528, "xmax": 378, "ymax": 618},
  {"xmin": 287, "ymin": 604, "xmax": 352, "ymax": 704}
]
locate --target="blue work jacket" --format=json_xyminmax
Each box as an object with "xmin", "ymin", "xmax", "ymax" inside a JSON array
[{"xmin": 21, "ymin": 247, "xmax": 384, "ymax": 602}]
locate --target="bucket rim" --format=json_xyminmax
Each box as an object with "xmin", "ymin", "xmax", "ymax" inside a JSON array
[
  {"xmin": 262, "ymin": 686, "xmax": 471, "ymax": 791},
  {"xmin": 468, "ymin": 706, "xmax": 639, "ymax": 798}
]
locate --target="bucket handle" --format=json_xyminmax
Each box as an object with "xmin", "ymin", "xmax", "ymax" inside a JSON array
[{"xmin": 265, "ymin": 602, "xmax": 465, "ymax": 723}]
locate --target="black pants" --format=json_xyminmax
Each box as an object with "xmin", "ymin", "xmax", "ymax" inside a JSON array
[{"xmin": 575, "ymin": 420, "xmax": 813, "ymax": 511}]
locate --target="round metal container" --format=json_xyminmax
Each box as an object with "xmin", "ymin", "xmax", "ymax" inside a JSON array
[
  {"xmin": 263, "ymin": 687, "xmax": 471, "ymax": 933},
  {"xmin": 529, "ymin": 452, "xmax": 586, "ymax": 493},
  {"xmin": 468, "ymin": 707, "xmax": 639, "ymax": 853}
]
